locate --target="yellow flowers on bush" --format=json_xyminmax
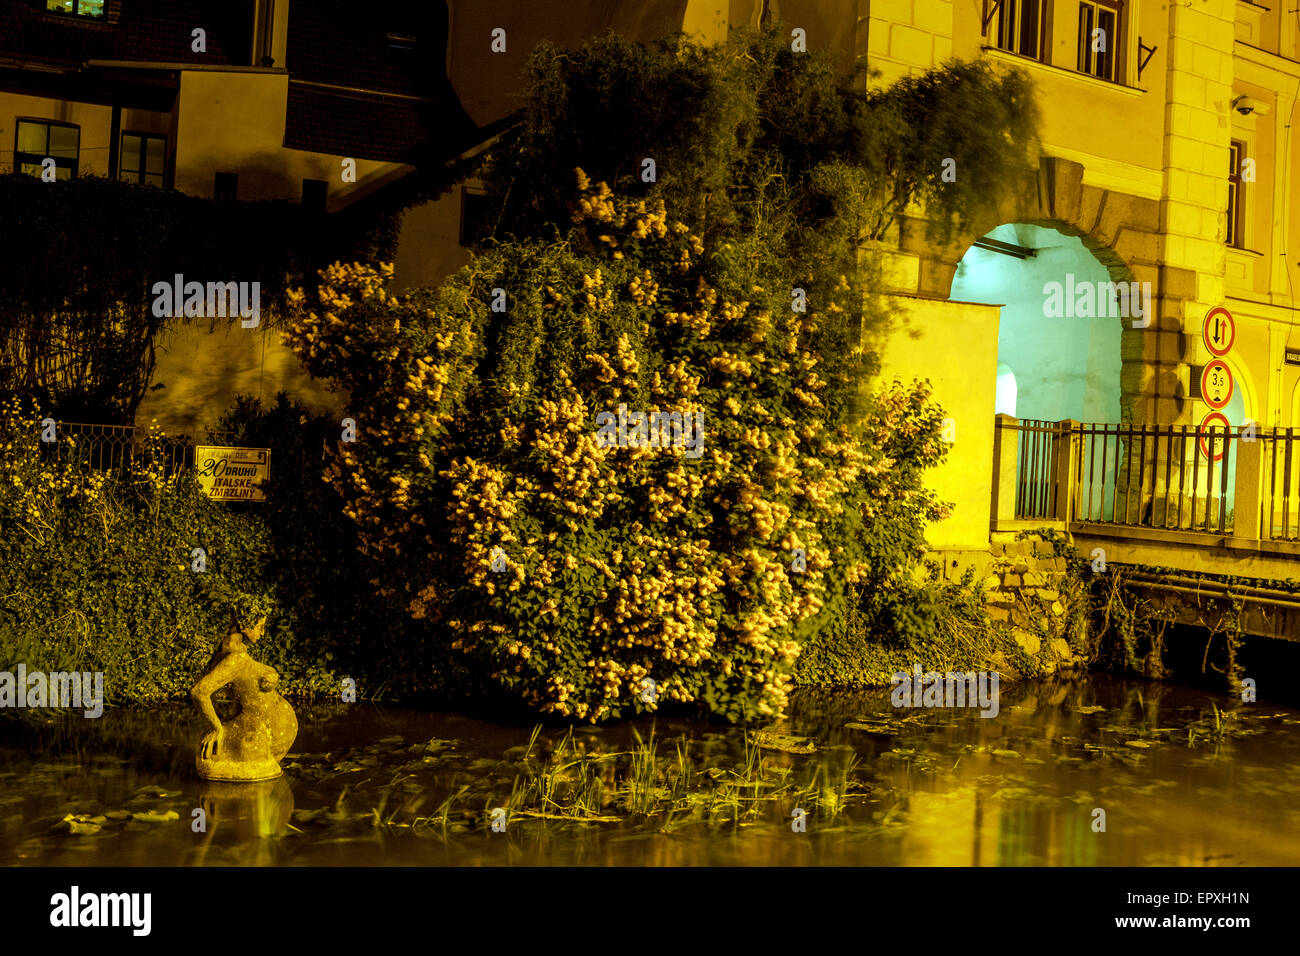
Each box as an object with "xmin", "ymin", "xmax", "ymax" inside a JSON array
[{"xmin": 282, "ymin": 165, "xmax": 951, "ymax": 723}]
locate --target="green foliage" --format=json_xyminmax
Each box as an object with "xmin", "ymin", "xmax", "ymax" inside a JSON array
[
  {"xmin": 796, "ymin": 566, "xmax": 1009, "ymax": 685},
  {"xmin": 281, "ymin": 29, "xmax": 1041, "ymax": 722},
  {"xmin": 0, "ymin": 395, "xmax": 343, "ymax": 705},
  {"xmin": 480, "ymin": 29, "xmax": 1039, "ymax": 250}
]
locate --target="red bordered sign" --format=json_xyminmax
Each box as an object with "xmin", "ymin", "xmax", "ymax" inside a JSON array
[
  {"xmin": 1203, "ymin": 307, "xmax": 1235, "ymax": 357},
  {"xmin": 1200, "ymin": 359, "xmax": 1234, "ymax": 410},
  {"xmin": 1198, "ymin": 411, "xmax": 1231, "ymax": 462}
]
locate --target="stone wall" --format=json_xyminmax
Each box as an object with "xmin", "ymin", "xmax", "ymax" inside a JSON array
[{"xmin": 981, "ymin": 533, "xmax": 1087, "ymax": 675}]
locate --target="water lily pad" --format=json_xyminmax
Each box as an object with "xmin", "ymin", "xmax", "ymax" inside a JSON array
[
  {"xmin": 50, "ymin": 814, "xmax": 104, "ymax": 835},
  {"xmin": 130, "ymin": 810, "xmax": 179, "ymax": 824},
  {"xmin": 132, "ymin": 786, "xmax": 181, "ymax": 799},
  {"xmin": 751, "ymin": 731, "xmax": 815, "ymax": 754},
  {"xmin": 991, "ymin": 749, "xmax": 1022, "ymax": 759},
  {"xmin": 1072, "ymin": 705, "xmax": 1106, "ymax": 714},
  {"xmin": 844, "ymin": 722, "xmax": 896, "ymax": 735}
]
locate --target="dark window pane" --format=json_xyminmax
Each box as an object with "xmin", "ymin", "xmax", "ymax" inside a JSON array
[
  {"xmin": 1228, "ymin": 141, "xmax": 1243, "ymax": 246},
  {"xmin": 1097, "ymin": 10, "xmax": 1115, "ymax": 79},
  {"xmin": 145, "ymin": 137, "xmax": 165, "ymax": 175},
  {"xmin": 1077, "ymin": 4, "xmax": 1094, "ymax": 73},
  {"xmin": 120, "ymin": 135, "xmax": 141, "ymax": 177},
  {"xmin": 1019, "ymin": 0, "xmax": 1039, "ymax": 57},
  {"xmin": 48, "ymin": 124, "xmax": 78, "ymax": 158},
  {"xmin": 999, "ymin": 0, "xmax": 1018, "ymax": 51},
  {"xmin": 16, "ymin": 121, "xmax": 46, "ymax": 154}
]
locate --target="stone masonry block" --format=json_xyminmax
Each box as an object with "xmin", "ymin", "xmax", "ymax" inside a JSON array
[
  {"xmin": 889, "ymin": 24, "xmax": 931, "ymax": 65},
  {"xmin": 913, "ymin": 0, "xmax": 952, "ymax": 36},
  {"xmin": 873, "ymin": 0, "xmax": 913, "ymax": 24},
  {"xmin": 1039, "ymin": 157, "xmax": 1085, "ymax": 224},
  {"xmin": 1113, "ymin": 228, "xmax": 1159, "ymax": 266},
  {"xmin": 1158, "ymin": 265, "xmax": 1197, "ymax": 300}
]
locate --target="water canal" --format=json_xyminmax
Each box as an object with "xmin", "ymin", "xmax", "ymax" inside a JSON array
[{"xmin": 2, "ymin": 674, "xmax": 1297, "ymax": 866}]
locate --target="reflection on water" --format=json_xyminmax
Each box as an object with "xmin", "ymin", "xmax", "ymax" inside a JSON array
[{"xmin": 1, "ymin": 674, "xmax": 1298, "ymax": 866}]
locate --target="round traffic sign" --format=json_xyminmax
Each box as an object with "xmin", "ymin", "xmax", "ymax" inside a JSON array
[
  {"xmin": 1203, "ymin": 307, "xmax": 1235, "ymax": 357},
  {"xmin": 1198, "ymin": 411, "xmax": 1230, "ymax": 462},
  {"xmin": 1200, "ymin": 359, "xmax": 1234, "ymax": 410}
]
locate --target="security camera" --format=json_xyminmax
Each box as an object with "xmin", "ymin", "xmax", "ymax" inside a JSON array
[{"xmin": 1231, "ymin": 95, "xmax": 1270, "ymax": 116}]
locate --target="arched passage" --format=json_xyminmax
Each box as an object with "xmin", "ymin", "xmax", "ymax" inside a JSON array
[{"xmin": 950, "ymin": 222, "xmax": 1126, "ymax": 425}]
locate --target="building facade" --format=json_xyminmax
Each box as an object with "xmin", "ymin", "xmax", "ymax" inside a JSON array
[{"xmin": 3, "ymin": 0, "xmax": 1296, "ymax": 554}]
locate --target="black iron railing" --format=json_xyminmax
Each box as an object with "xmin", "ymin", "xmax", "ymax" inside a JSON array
[
  {"xmin": 1075, "ymin": 422, "xmax": 1235, "ymax": 532},
  {"xmin": 1014, "ymin": 419, "xmax": 1061, "ymax": 520},
  {"xmin": 39, "ymin": 421, "xmax": 237, "ymax": 478},
  {"xmin": 1261, "ymin": 428, "xmax": 1300, "ymax": 541}
]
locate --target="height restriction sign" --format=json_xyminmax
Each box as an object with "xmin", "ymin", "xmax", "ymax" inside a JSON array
[
  {"xmin": 1203, "ymin": 307, "xmax": 1235, "ymax": 357},
  {"xmin": 1200, "ymin": 359, "xmax": 1234, "ymax": 410}
]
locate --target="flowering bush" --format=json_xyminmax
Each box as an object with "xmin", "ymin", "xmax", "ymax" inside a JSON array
[
  {"xmin": 281, "ymin": 29, "xmax": 1036, "ymax": 720},
  {"xmin": 284, "ymin": 170, "xmax": 950, "ymax": 721}
]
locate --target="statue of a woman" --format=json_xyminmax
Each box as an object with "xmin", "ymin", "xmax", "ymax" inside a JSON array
[{"xmin": 191, "ymin": 615, "xmax": 298, "ymax": 782}]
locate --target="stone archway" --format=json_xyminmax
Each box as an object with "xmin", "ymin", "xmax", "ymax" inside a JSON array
[{"xmin": 898, "ymin": 156, "xmax": 1194, "ymax": 426}]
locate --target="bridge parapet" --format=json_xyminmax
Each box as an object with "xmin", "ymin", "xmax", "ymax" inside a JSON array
[{"xmin": 991, "ymin": 416, "xmax": 1300, "ymax": 551}]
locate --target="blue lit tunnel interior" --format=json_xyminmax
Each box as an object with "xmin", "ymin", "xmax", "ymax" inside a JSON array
[{"xmin": 951, "ymin": 222, "xmax": 1123, "ymax": 426}]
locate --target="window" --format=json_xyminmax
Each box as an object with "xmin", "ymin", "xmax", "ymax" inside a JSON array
[
  {"xmin": 119, "ymin": 132, "xmax": 166, "ymax": 187},
  {"xmin": 214, "ymin": 172, "xmax": 238, "ymax": 202},
  {"xmin": 1227, "ymin": 140, "xmax": 1245, "ymax": 247},
  {"xmin": 302, "ymin": 178, "xmax": 328, "ymax": 214},
  {"xmin": 995, "ymin": 0, "xmax": 1046, "ymax": 60},
  {"xmin": 45, "ymin": 0, "xmax": 105, "ymax": 17},
  {"xmin": 1077, "ymin": 0, "xmax": 1121, "ymax": 82},
  {"xmin": 459, "ymin": 189, "xmax": 491, "ymax": 246},
  {"xmin": 15, "ymin": 120, "xmax": 79, "ymax": 180}
]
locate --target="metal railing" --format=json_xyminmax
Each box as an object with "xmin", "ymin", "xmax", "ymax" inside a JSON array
[
  {"xmin": 1014, "ymin": 419, "xmax": 1060, "ymax": 519},
  {"xmin": 1075, "ymin": 422, "xmax": 1235, "ymax": 533},
  {"xmin": 40, "ymin": 421, "xmax": 236, "ymax": 478},
  {"xmin": 995, "ymin": 414, "xmax": 1300, "ymax": 543},
  {"xmin": 1261, "ymin": 428, "xmax": 1300, "ymax": 541}
]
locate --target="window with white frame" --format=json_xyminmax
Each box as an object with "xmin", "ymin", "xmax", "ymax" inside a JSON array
[
  {"xmin": 995, "ymin": 0, "xmax": 1047, "ymax": 60},
  {"xmin": 1077, "ymin": 0, "xmax": 1122, "ymax": 82}
]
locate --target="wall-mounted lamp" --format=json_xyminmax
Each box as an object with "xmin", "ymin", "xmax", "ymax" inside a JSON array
[{"xmin": 1231, "ymin": 95, "xmax": 1270, "ymax": 117}]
